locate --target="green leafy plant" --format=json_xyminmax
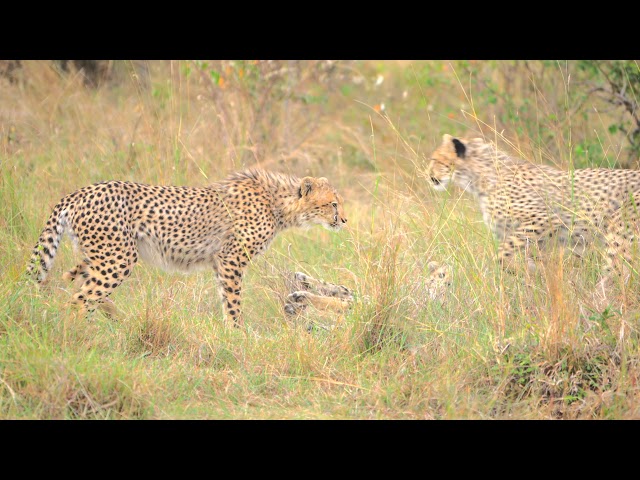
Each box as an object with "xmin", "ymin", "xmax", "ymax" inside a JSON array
[{"xmin": 577, "ymin": 61, "xmax": 640, "ymax": 166}]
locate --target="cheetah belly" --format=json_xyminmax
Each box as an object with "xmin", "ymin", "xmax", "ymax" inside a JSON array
[{"xmin": 136, "ymin": 234, "xmax": 220, "ymax": 273}]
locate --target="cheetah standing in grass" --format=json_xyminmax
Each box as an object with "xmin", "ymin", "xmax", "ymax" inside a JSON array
[
  {"xmin": 425, "ymin": 134, "xmax": 640, "ymax": 293},
  {"xmin": 27, "ymin": 168, "xmax": 347, "ymax": 326}
]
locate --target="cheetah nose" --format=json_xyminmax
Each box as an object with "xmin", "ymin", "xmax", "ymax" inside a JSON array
[{"xmin": 430, "ymin": 177, "xmax": 440, "ymax": 185}]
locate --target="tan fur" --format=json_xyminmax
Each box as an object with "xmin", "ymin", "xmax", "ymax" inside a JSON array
[
  {"xmin": 284, "ymin": 271, "xmax": 354, "ymax": 316},
  {"xmin": 27, "ymin": 168, "xmax": 347, "ymax": 326},
  {"xmin": 426, "ymin": 134, "xmax": 640, "ymax": 289},
  {"xmin": 425, "ymin": 261, "xmax": 451, "ymax": 302},
  {"xmin": 283, "ymin": 262, "xmax": 451, "ymax": 321}
]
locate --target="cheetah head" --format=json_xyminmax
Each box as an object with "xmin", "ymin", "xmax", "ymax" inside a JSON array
[
  {"xmin": 425, "ymin": 134, "xmax": 474, "ymax": 191},
  {"xmin": 299, "ymin": 176, "xmax": 347, "ymax": 232},
  {"xmin": 426, "ymin": 261, "xmax": 451, "ymax": 301}
]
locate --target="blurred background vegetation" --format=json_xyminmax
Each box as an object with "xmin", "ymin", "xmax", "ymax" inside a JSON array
[{"xmin": 3, "ymin": 60, "xmax": 638, "ymax": 175}]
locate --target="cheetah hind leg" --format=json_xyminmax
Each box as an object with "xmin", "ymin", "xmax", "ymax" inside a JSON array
[
  {"xmin": 594, "ymin": 207, "xmax": 640, "ymax": 306},
  {"xmin": 62, "ymin": 262, "xmax": 87, "ymax": 284},
  {"xmin": 285, "ymin": 291, "xmax": 348, "ymax": 332},
  {"xmin": 62, "ymin": 262, "xmax": 119, "ymax": 318},
  {"xmin": 70, "ymin": 259, "xmax": 133, "ymax": 320},
  {"xmin": 63, "ymin": 263, "xmax": 90, "ymax": 313},
  {"xmin": 72, "ymin": 297, "xmax": 118, "ymax": 319},
  {"xmin": 285, "ymin": 273, "xmax": 354, "ymax": 332}
]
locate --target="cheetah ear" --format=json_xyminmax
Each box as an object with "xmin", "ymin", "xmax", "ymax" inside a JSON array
[
  {"xmin": 451, "ymin": 138, "xmax": 466, "ymax": 159},
  {"xmin": 427, "ymin": 261, "xmax": 439, "ymax": 272},
  {"xmin": 300, "ymin": 177, "xmax": 315, "ymax": 197},
  {"xmin": 442, "ymin": 134, "xmax": 466, "ymax": 158}
]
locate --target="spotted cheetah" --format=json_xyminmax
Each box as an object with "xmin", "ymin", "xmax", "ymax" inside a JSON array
[
  {"xmin": 284, "ymin": 271, "xmax": 354, "ymax": 317},
  {"xmin": 27, "ymin": 168, "xmax": 347, "ymax": 326},
  {"xmin": 424, "ymin": 261, "xmax": 451, "ymax": 302},
  {"xmin": 425, "ymin": 134, "xmax": 640, "ymax": 289},
  {"xmin": 283, "ymin": 260, "xmax": 451, "ymax": 318}
]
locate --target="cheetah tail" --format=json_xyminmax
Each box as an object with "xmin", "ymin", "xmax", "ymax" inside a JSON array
[{"xmin": 26, "ymin": 202, "xmax": 69, "ymax": 283}]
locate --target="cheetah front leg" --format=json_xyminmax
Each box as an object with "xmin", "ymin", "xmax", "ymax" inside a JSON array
[
  {"xmin": 496, "ymin": 219, "xmax": 562, "ymax": 274},
  {"xmin": 498, "ymin": 233, "xmax": 537, "ymax": 274},
  {"xmin": 215, "ymin": 255, "xmax": 247, "ymax": 328}
]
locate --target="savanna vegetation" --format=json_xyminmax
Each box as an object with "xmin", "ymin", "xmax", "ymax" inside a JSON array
[{"xmin": 1, "ymin": 60, "xmax": 639, "ymax": 419}]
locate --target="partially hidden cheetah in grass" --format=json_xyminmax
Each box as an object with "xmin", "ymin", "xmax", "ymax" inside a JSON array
[
  {"xmin": 283, "ymin": 261, "xmax": 451, "ymax": 330},
  {"xmin": 424, "ymin": 260, "xmax": 452, "ymax": 303},
  {"xmin": 27, "ymin": 168, "xmax": 347, "ymax": 326},
  {"xmin": 283, "ymin": 271, "xmax": 354, "ymax": 332},
  {"xmin": 425, "ymin": 133, "xmax": 640, "ymax": 295},
  {"xmin": 284, "ymin": 271, "xmax": 354, "ymax": 318}
]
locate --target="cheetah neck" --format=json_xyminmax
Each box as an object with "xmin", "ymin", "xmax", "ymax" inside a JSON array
[
  {"xmin": 461, "ymin": 142, "xmax": 526, "ymax": 197},
  {"xmin": 234, "ymin": 169, "xmax": 305, "ymax": 231},
  {"xmin": 269, "ymin": 178, "xmax": 307, "ymax": 231}
]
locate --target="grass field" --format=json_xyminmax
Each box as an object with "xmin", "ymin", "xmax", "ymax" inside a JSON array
[{"xmin": 1, "ymin": 60, "xmax": 639, "ymax": 419}]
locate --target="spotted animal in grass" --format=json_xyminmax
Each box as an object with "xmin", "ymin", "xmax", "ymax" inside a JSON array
[
  {"xmin": 426, "ymin": 134, "xmax": 640, "ymax": 293},
  {"xmin": 283, "ymin": 271, "xmax": 354, "ymax": 331},
  {"xmin": 284, "ymin": 261, "xmax": 451, "ymax": 327},
  {"xmin": 284, "ymin": 271, "xmax": 355, "ymax": 317},
  {"xmin": 27, "ymin": 169, "xmax": 347, "ymax": 326}
]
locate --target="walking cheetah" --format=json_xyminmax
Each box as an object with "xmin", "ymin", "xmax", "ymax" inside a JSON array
[
  {"xmin": 425, "ymin": 134, "xmax": 640, "ymax": 289},
  {"xmin": 27, "ymin": 168, "xmax": 347, "ymax": 326}
]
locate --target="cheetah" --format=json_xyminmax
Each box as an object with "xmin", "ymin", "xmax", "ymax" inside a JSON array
[
  {"xmin": 27, "ymin": 168, "xmax": 347, "ymax": 326},
  {"xmin": 283, "ymin": 260, "xmax": 451, "ymax": 320},
  {"xmin": 425, "ymin": 133, "xmax": 640, "ymax": 290},
  {"xmin": 284, "ymin": 271, "xmax": 354, "ymax": 317},
  {"xmin": 283, "ymin": 271, "xmax": 354, "ymax": 332},
  {"xmin": 424, "ymin": 261, "xmax": 451, "ymax": 302}
]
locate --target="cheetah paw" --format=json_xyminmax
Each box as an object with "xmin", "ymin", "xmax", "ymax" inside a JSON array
[
  {"xmin": 284, "ymin": 300, "xmax": 306, "ymax": 316},
  {"xmin": 288, "ymin": 291, "xmax": 312, "ymax": 304}
]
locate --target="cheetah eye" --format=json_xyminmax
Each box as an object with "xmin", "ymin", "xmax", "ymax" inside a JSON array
[
  {"xmin": 438, "ymin": 272, "xmax": 446, "ymax": 278},
  {"xmin": 331, "ymin": 202, "xmax": 337, "ymax": 208}
]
